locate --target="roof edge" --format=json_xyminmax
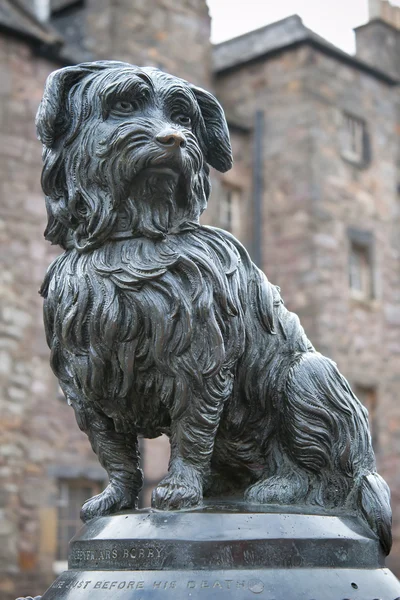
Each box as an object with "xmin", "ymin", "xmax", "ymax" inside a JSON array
[
  {"xmin": 213, "ymin": 36, "xmax": 399, "ymax": 86},
  {"xmin": 0, "ymin": 22, "xmax": 61, "ymax": 48},
  {"xmin": 10, "ymin": 0, "xmax": 63, "ymax": 43},
  {"xmin": 0, "ymin": 0, "xmax": 63, "ymax": 48},
  {"xmin": 308, "ymin": 36, "xmax": 399, "ymax": 85},
  {"xmin": 0, "ymin": 24, "xmax": 89, "ymax": 68},
  {"xmin": 213, "ymin": 14, "xmax": 302, "ymax": 48}
]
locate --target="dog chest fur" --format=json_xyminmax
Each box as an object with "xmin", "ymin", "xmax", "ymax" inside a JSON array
[{"xmin": 41, "ymin": 227, "xmax": 259, "ymax": 432}]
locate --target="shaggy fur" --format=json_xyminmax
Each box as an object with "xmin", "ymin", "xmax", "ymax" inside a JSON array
[{"xmin": 37, "ymin": 61, "xmax": 391, "ymax": 555}]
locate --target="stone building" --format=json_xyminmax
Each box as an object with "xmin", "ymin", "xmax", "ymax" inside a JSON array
[{"xmin": 0, "ymin": 0, "xmax": 399, "ymax": 596}]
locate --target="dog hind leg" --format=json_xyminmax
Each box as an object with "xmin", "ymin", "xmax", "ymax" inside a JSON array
[
  {"xmin": 245, "ymin": 460, "xmax": 309, "ymax": 505},
  {"xmin": 69, "ymin": 396, "xmax": 143, "ymax": 522},
  {"xmin": 276, "ymin": 351, "xmax": 391, "ymax": 552}
]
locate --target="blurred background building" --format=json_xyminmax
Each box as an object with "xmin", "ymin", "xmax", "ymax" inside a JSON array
[{"xmin": 0, "ymin": 0, "xmax": 399, "ymax": 596}]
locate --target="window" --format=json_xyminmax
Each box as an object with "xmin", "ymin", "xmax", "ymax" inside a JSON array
[
  {"xmin": 34, "ymin": 0, "xmax": 50, "ymax": 21},
  {"xmin": 139, "ymin": 436, "xmax": 170, "ymax": 508},
  {"xmin": 340, "ymin": 112, "xmax": 370, "ymax": 166},
  {"xmin": 354, "ymin": 385, "xmax": 378, "ymax": 451},
  {"xmin": 220, "ymin": 185, "xmax": 241, "ymax": 235},
  {"xmin": 50, "ymin": 0, "xmax": 85, "ymax": 16},
  {"xmin": 348, "ymin": 229, "xmax": 374, "ymax": 300},
  {"xmin": 349, "ymin": 243, "xmax": 372, "ymax": 297},
  {"xmin": 56, "ymin": 479, "xmax": 102, "ymax": 561}
]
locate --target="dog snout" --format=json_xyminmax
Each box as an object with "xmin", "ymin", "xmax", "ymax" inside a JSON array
[{"xmin": 155, "ymin": 129, "xmax": 187, "ymax": 150}]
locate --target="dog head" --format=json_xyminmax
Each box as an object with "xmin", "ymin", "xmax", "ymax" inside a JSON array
[{"xmin": 36, "ymin": 61, "xmax": 232, "ymax": 251}]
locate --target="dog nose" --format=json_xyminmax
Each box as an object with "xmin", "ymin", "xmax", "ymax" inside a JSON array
[{"xmin": 156, "ymin": 130, "xmax": 187, "ymax": 149}]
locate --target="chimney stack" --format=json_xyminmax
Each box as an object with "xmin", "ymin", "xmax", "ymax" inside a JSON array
[
  {"xmin": 354, "ymin": 0, "xmax": 400, "ymax": 80},
  {"xmin": 368, "ymin": 0, "xmax": 400, "ymax": 27}
]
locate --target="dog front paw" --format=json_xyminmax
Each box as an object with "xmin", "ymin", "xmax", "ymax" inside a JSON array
[
  {"xmin": 151, "ymin": 466, "xmax": 202, "ymax": 510},
  {"xmin": 80, "ymin": 483, "xmax": 138, "ymax": 522}
]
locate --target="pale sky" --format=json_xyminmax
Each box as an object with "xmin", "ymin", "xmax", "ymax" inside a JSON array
[{"xmin": 207, "ymin": 0, "xmax": 374, "ymax": 54}]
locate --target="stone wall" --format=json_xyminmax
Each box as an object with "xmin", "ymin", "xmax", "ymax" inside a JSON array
[
  {"xmin": 214, "ymin": 44, "xmax": 400, "ymax": 575},
  {"xmin": 0, "ymin": 33, "xmax": 102, "ymax": 598},
  {"xmin": 84, "ymin": 0, "xmax": 211, "ymax": 87}
]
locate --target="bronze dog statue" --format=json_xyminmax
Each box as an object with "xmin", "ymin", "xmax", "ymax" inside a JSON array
[{"xmin": 36, "ymin": 61, "xmax": 391, "ymax": 554}]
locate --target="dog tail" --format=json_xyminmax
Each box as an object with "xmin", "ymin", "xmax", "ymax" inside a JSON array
[{"xmin": 358, "ymin": 472, "xmax": 392, "ymax": 555}]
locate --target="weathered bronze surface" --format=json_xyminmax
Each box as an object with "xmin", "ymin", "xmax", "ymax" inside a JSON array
[{"xmin": 32, "ymin": 61, "xmax": 400, "ymax": 597}]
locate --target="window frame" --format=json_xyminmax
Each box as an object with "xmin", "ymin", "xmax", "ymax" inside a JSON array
[
  {"xmin": 340, "ymin": 111, "xmax": 371, "ymax": 168},
  {"xmin": 347, "ymin": 228, "xmax": 375, "ymax": 301},
  {"xmin": 219, "ymin": 184, "xmax": 242, "ymax": 235},
  {"xmin": 55, "ymin": 477, "xmax": 103, "ymax": 563}
]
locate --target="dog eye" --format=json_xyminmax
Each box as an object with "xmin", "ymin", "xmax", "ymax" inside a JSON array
[
  {"xmin": 112, "ymin": 100, "xmax": 137, "ymax": 113},
  {"xmin": 172, "ymin": 114, "xmax": 191, "ymax": 126}
]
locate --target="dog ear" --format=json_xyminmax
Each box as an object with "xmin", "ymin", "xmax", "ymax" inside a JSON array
[
  {"xmin": 190, "ymin": 85, "xmax": 233, "ymax": 173},
  {"xmin": 36, "ymin": 65, "xmax": 92, "ymax": 148}
]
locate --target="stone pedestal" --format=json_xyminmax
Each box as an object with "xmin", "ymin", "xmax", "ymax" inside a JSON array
[{"xmin": 41, "ymin": 502, "xmax": 400, "ymax": 599}]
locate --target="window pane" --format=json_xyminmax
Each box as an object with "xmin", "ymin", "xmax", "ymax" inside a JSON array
[
  {"xmin": 349, "ymin": 241, "xmax": 372, "ymax": 299},
  {"xmin": 220, "ymin": 185, "xmax": 241, "ymax": 235},
  {"xmin": 341, "ymin": 112, "xmax": 366, "ymax": 163},
  {"xmin": 57, "ymin": 479, "xmax": 101, "ymax": 560},
  {"xmin": 139, "ymin": 435, "xmax": 170, "ymax": 508},
  {"xmin": 349, "ymin": 248, "xmax": 362, "ymax": 291}
]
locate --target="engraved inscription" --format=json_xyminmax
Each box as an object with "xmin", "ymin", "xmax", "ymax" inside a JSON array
[
  {"xmin": 153, "ymin": 582, "xmax": 176, "ymax": 589},
  {"xmin": 187, "ymin": 580, "xmax": 251, "ymax": 591},
  {"xmin": 70, "ymin": 540, "xmax": 317, "ymax": 569},
  {"xmin": 71, "ymin": 545, "xmax": 163, "ymax": 563},
  {"xmin": 73, "ymin": 548, "xmax": 118, "ymax": 561},
  {"xmin": 93, "ymin": 581, "xmax": 144, "ymax": 590},
  {"xmin": 123, "ymin": 547, "xmax": 162, "ymax": 559},
  {"xmin": 53, "ymin": 578, "xmax": 266, "ymax": 593},
  {"xmin": 52, "ymin": 580, "xmax": 92, "ymax": 591}
]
